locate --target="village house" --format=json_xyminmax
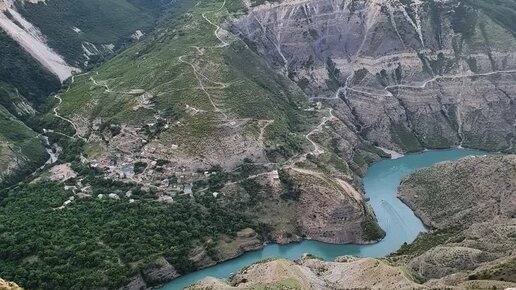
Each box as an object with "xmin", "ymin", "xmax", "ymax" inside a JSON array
[{"xmin": 183, "ymin": 184, "xmax": 193, "ymax": 195}]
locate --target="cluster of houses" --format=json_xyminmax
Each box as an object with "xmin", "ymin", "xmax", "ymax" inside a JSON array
[
  {"xmin": 88, "ymin": 156, "xmax": 211, "ymax": 198},
  {"xmin": 55, "ymin": 179, "xmax": 96, "ymax": 210}
]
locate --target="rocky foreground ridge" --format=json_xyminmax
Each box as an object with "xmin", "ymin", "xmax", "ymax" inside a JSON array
[
  {"xmin": 189, "ymin": 256, "xmax": 425, "ymax": 290},
  {"xmin": 0, "ymin": 278, "xmax": 22, "ymax": 290},
  {"xmin": 189, "ymin": 155, "xmax": 516, "ymax": 289}
]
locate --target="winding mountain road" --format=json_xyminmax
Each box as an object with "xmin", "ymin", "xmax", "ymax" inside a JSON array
[
  {"xmin": 312, "ymin": 69, "xmax": 516, "ymax": 101},
  {"xmin": 53, "ymin": 95, "xmax": 86, "ymax": 142},
  {"xmin": 201, "ymin": 0, "xmax": 229, "ymax": 48}
]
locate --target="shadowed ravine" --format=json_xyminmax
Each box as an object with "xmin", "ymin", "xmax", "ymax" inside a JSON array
[{"xmin": 160, "ymin": 148, "xmax": 489, "ymax": 289}]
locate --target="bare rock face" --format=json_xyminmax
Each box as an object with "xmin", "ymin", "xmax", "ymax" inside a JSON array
[
  {"xmin": 230, "ymin": 0, "xmax": 516, "ymax": 153},
  {"xmin": 118, "ymin": 275, "xmax": 147, "ymax": 290},
  {"xmin": 189, "ymin": 228, "xmax": 264, "ymax": 269},
  {"xmin": 290, "ymin": 168, "xmax": 384, "ymax": 244},
  {"xmin": 120, "ymin": 257, "xmax": 180, "ymax": 289},
  {"xmin": 222, "ymin": 168, "xmax": 384, "ymax": 246},
  {"xmin": 140, "ymin": 258, "xmax": 181, "ymax": 287},
  {"xmin": 211, "ymin": 228, "xmax": 264, "ymax": 262}
]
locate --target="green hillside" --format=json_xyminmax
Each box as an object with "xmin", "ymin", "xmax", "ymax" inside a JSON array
[{"xmin": 56, "ymin": 0, "xmax": 315, "ymax": 161}]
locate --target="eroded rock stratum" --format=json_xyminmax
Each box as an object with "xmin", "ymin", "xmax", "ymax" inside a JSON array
[{"xmin": 231, "ymin": 0, "xmax": 516, "ymax": 152}]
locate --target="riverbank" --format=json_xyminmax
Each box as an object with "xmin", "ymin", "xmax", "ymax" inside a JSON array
[
  {"xmin": 184, "ymin": 152, "xmax": 516, "ymax": 290},
  {"xmin": 153, "ymin": 148, "xmax": 489, "ymax": 289}
]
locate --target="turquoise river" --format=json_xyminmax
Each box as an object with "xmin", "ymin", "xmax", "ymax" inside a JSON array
[{"xmin": 161, "ymin": 148, "xmax": 488, "ymax": 289}]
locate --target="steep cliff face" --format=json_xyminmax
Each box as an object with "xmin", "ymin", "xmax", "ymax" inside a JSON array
[
  {"xmin": 221, "ymin": 168, "xmax": 384, "ymax": 245},
  {"xmin": 231, "ymin": 0, "xmax": 516, "ymax": 152},
  {"xmin": 289, "ymin": 167, "xmax": 384, "ymax": 243}
]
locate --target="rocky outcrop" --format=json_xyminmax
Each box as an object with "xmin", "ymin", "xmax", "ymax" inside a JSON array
[
  {"xmin": 212, "ymin": 228, "xmax": 264, "ymax": 261},
  {"xmin": 290, "ymin": 168, "xmax": 384, "ymax": 243},
  {"xmin": 222, "ymin": 168, "xmax": 384, "ymax": 246},
  {"xmin": 0, "ymin": 278, "xmax": 22, "ymax": 290},
  {"xmin": 122, "ymin": 229, "xmax": 264, "ymax": 289},
  {"xmin": 119, "ymin": 275, "xmax": 147, "ymax": 290},
  {"xmin": 119, "ymin": 257, "xmax": 180, "ymax": 290},
  {"xmin": 190, "ymin": 228, "xmax": 264, "ymax": 269},
  {"xmin": 141, "ymin": 258, "xmax": 181, "ymax": 287}
]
